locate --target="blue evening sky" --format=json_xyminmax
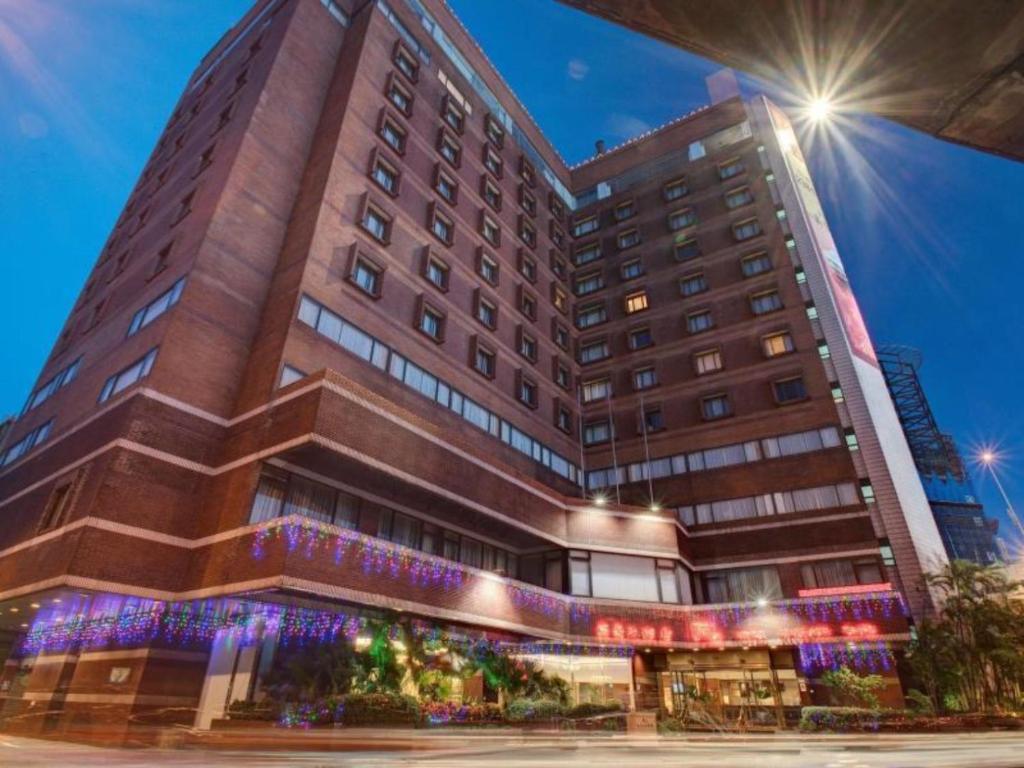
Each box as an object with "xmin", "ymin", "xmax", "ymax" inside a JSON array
[{"xmin": 1, "ymin": 1, "xmax": 1021, "ymax": 540}]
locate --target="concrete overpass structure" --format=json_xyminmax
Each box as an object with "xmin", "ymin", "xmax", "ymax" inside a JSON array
[{"xmin": 558, "ymin": 0, "xmax": 1024, "ymax": 162}]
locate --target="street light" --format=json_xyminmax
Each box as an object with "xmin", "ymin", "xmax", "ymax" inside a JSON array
[
  {"xmin": 807, "ymin": 97, "xmax": 833, "ymax": 123},
  {"xmin": 978, "ymin": 449, "xmax": 1024, "ymax": 541}
]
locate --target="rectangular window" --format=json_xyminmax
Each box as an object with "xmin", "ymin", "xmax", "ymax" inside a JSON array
[
  {"xmin": 741, "ymin": 252, "xmax": 772, "ymax": 277},
  {"xmin": 576, "ymin": 303, "xmax": 607, "ymax": 329},
  {"xmin": 574, "ymin": 271, "xmax": 604, "ymax": 296},
  {"xmin": 694, "ymin": 348, "xmax": 723, "ymax": 375},
  {"xmin": 553, "ymin": 322, "xmax": 571, "ymax": 350},
  {"xmin": 644, "ymin": 407, "xmax": 665, "ymax": 433},
  {"xmin": 617, "ymin": 229, "xmax": 641, "ymax": 250},
  {"xmin": 701, "ymin": 393, "xmax": 731, "ymax": 420},
  {"xmin": 572, "ymin": 215, "xmax": 599, "ymax": 237},
  {"xmin": 620, "ymin": 259, "xmax": 644, "ymax": 280},
  {"xmin": 818, "ymin": 342, "xmax": 832, "ymax": 359},
  {"xmin": 628, "ymin": 327, "xmax": 653, "ymax": 350},
  {"xmin": 614, "ymin": 200, "xmax": 636, "ymax": 221},
  {"xmin": 394, "ymin": 44, "xmax": 419, "ymax": 81},
  {"xmin": 24, "ymin": 357, "xmax": 82, "ymax": 412},
  {"xmin": 718, "ymin": 158, "xmax": 745, "ymax": 179},
  {"xmin": 438, "ymin": 131, "xmax": 461, "ymax": 166},
  {"xmin": 668, "ymin": 208, "xmax": 697, "ymax": 231},
  {"xmin": 474, "ymin": 344, "xmax": 496, "ymax": 377},
  {"xmin": 583, "ymin": 420, "xmax": 611, "ymax": 445},
  {"xmin": 1, "ymin": 420, "xmax": 53, "ymax": 467},
  {"xmin": 482, "ymin": 176, "xmax": 502, "ymax": 211},
  {"xmin": 361, "ymin": 204, "xmax": 391, "ymax": 243},
  {"xmin": 519, "ymin": 156, "xmax": 536, "ymax": 186},
  {"xmin": 481, "ymin": 214, "xmax": 500, "ymax": 246},
  {"xmin": 725, "ymin": 187, "xmax": 754, "ymax": 209},
  {"xmin": 687, "ymin": 310, "xmax": 714, "ymax": 334},
  {"xmin": 732, "ymin": 218, "xmax": 763, "ymax": 241},
  {"xmin": 556, "ymin": 404, "xmax": 573, "ymax": 433},
  {"xmin": 419, "ymin": 304, "xmax": 445, "ymax": 341},
  {"xmin": 551, "ymin": 285, "xmax": 568, "ymax": 313},
  {"xmin": 351, "ymin": 256, "xmax": 383, "ymax": 297},
  {"xmin": 679, "ymin": 272, "xmax": 708, "ymax": 297},
  {"xmin": 519, "ymin": 330, "xmax": 538, "ymax": 361},
  {"xmin": 762, "ymin": 331, "xmax": 795, "ymax": 357},
  {"xmin": 518, "ymin": 375, "xmax": 538, "ymax": 408},
  {"xmin": 671, "ymin": 239, "xmax": 701, "ymax": 263},
  {"xmin": 663, "ymin": 178, "xmax": 687, "ymax": 201},
  {"xmin": 442, "ymin": 97, "xmax": 465, "ymax": 133},
  {"xmin": 483, "ymin": 146, "xmax": 503, "ymax": 177},
  {"xmin": 476, "ymin": 295, "xmax": 497, "ymax": 328},
  {"xmin": 370, "ymin": 154, "xmax": 399, "ymax": 195},
  {"xmin": 554, "ymin": 359, "xmax": 571, "ymax": 390},
  {"xmin": 424, "ymin": 254, "xmax": 449, "ymax": 291},
  {"xmin": 579, "ymin": 339, "xmax": 609, "ymax": 364},
  {"xmin": 380, "ymin": 114, "xmax": 406, "ymax": 153},
  {"xmin": 519, "ymin": 288, "xmax": 537, "ymax": 319},
  {"xmin": 750, "ymin": 290, "xmax": 783, "ymax": 315},
  {"xmin": 632, "ymin": 367, "xmax": 657, "ymax": 390},
  {"xmin": 478, "ymin": 252, "xmax": 499, "ymax": 284},
  {"xmin": 485, "ymin": 113, "xmax": 504, "ymax": 147},
  {"xmin": 582, "ymin": 378, "xmax": 611, "ymax": 403},
  {"xmin": 435, "ymin": 167, "xmax": 458, "ymax": 203},
  {"xmin": 573, "ymin": 242, "xmax": 602, "ymax": 266},
  {"xmin": 773, "ymin": 376, "xmax": 808, "ymax": 404},
  {"xmin": 430, "ymin": 206, "xmax": 454, "ymax": 245},
  {"xmin": 624, "ymin": 290, "xmax": 649, "ymax": 314},
  {"xmin": 518, "ymin": 253, "xmax": 537, "ymax": 282},
  {"xmin": 518, "ymin": 217, "xmax": 537, "ymax": 247},
  {"xmin": 99, "ymin": 348, "xmax": 158, "ymax": 403},
  {"xmin": 387, "ymin": 75, "xmax": 413, "ymax": 115},
  {"xmin": 831, "ymin": 383, "xmax": 845, "ymax": 403}
]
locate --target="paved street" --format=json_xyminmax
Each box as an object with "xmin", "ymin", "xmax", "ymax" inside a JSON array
[{"xmin": 3, "ymin": 733, "xmax": 1024, "ymax": 768}]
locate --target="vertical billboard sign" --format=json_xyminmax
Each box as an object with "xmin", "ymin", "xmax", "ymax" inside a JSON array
[{"xmin": 762, "ymin": 101, "xmax": 878, "ymax": 368}]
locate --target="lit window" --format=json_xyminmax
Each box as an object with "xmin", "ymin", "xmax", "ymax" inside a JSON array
[
  {"xmin": 725, "ymin": 187, "xmax": 754, "ymax": 209},
  {"xmin": 628, "ymin": 327, "xmax": 653, "ymax": 350},
  {"xmin": 419, "ymin": 305, "xmax": 445, "ymax": 341},
  {"xmin": 572, "ymin": 216, "xmax": 599, "ymax": 237},
  {"xmin": 663, "ymin": 178, "xmax": 688, "ymax": 201},
  {"xmin": 741, "ymin": 252, "xmax": 772, "ymax": 277},
  {"xmin": 99, "ymin": 348, "xmax": 158, "ymax": 403},
  {"xmin": 351, "ymin": 256, "xmax": 382, "ymax": 296},
  {"xmin": 552, "ymin": 285, "xmax": 569, "ymax": 313},
  {"xmin": 718, "ymin": 158, "xmax": 745, "ymax": 179},
  {"xmin": 750, "ymin": 290, "xmax": 783, "ymax": 315},
  {"xmin": 762, "ymin": 331, "xmax": 794, "ymax": 357},
  {"xmin": 773, "ymin": 377, "xmax": 808, "ymax": 404},
  {"xmin": 617, "ymin": 229, "xmax": 641, "ymax": 249},
  {"xmin": 633, "ymin": 367, "xmax": 657, "ymax": 390},
  {"xmin": 694, "ymin": 348, "xmax": 723, "ymax": 375},
  {"xmin": 687, "ymin": 310, "xmax": 713, "ymax": 334},
  {"xmin": 701, "ymin": 393, "xmax": 731, "ymax": 420},
  {"xmin": 620, "ymin": 259, "xmax": 644, "ymax": 280},
  {"xmin": 668, "ymin": 208, "xmax": 697, "ymax": 231},
  {"xmin": 733, "ymin": 218, "xmax": 763, "ymax": 241},
  {"xmin": 624, "ymin": 290, "xmax": 649, "ymax": 314},
  {"xmin": 679, "ymin": 273, "xmax": 708, "ymax": 297}
]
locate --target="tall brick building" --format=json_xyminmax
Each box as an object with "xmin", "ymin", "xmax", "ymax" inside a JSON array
[{"xmin": 0, "ymin": 0, "xmax": 946, "ymax": 736}]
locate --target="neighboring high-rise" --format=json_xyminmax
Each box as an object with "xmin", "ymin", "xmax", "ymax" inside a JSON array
[
  {"xmin": 0, "ymin": 0, "xmax": 946, "ymax": 738},
  {"xmin": 878, "ymin": 346, "xmax": 1000, "ymax": 566}
]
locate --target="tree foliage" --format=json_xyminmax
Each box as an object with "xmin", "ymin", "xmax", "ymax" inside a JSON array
[{"xmin": 821, "ymin": 667, "xmax": 886, "ymax": 709}]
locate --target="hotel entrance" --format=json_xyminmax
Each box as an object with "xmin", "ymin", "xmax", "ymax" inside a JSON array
[{"xmin": 659, "ymin": 649, "xmax": 806, "ymax": 730}]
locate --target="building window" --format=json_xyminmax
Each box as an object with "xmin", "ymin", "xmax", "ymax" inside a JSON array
[
  {"xmin": 350, "ymin": 254, "xmax": 383, "ymax": 297},
  {"xmin": 795, "ymin": 266, "xmax": 807, "ymax": 285},
  {"xmin": 370, "ymin": 152, "xmax": 400, "ymax": 195},
  {"xmin": 554, "ymin": 359, "xmax": 571, "ymax": 390},
  {"xmin": 517, "ymin": 373, "xmax": 538, "ymax": 408},
  {"xmin": 620, "ymin": 258, "xmax": 644, "ymax": 281},
  {"xmin": 556, "ymin": 403, "xmax": 573, "ymax": 434},
  {"xmin": 617, "ymin": 229, "xmax": 641, "ymax": 250},
  {"xmin": 806, "ymin": 303, "xmax": 819, "ymax": 320},
  {"xmin": 845, "ymin": 428, "xmax": 860, "ymax": 451},
  {"xmin": 394, "ymin": 43, "xmax": 419, "ymax": 81},
  {"xmin": 475, "ymin": 294, "xmax": 498, "ymax": 330},
  {"xmin": 482, "ymin": 176, "xmax": 502, "ymax": 211},
  {"xmin": 773, "ymin": 376, "xmax": 808, "ymax": 404},
  {"xmin": 386, "ymin": 74, "xmax": 413, "ymax": 115},
  {"xmin": 688, "ymin": 311, "xmax": 712, "ymax": 335},
  {"xmin": 668, "ymin": 208, "xmax": 697, "ymax": 231},
  {"xmin": 576, "ymin": 303, "xmax": 607, "ymax": 329},
  {"xmin": 700, "ymin": 393, "xmax": 731, "ymax": 420},
  {"xmin": 861, "ymin": 481, "xmax": 876, "ymax": 504},
  {"xmin": 624, "ymin": 290, "xmax": 649, "ymax": 314},
  {"xmin": 574, "ymin": 270, "xmax": 605, "ymax": 296},
  {"xmin": 38, "ymin": 478, "xmax": 75, "ymax": 532},
  {"xmin": 473, "ymin": 342, "xmax": 496, "ymax": 378},
  {"xmin": 380, "ymin": 113, "xmax": 407, "ymax": 153},
  {"xmin": 673, "ymin": 238, "xmax": 701, "ymax": 262},
  {"xmin": 741, "ymin": 251, "xmax": 773, "ymax": 277},
  {"xmin": 732, "ymin": 218, "xmax": 763, "ymax": 241},
  {"xmin": 518, "ymin": 328, "xmax": 538, "ymax": 361},
  {"xmin": 643, "ymin": 406, "xmax": 665, "ymax": 433},
  {"xmin": 580, "ymin": 339, "xmax": 609, "ymax": 364},
  {"xmin": 573, "ymin": 242, "xmax": 601, "ymax": 266},
  {"xmin": 633, "ymin": 366, "xmax": 657, "ymax": 390},
  {"xmin": 481, "ymin": 214, "xmax": 501, "ymax": 246},
  {"xmin": 423, "ymin": 252, "xmax": 450, "ymax": 291},
  {"xmin": 725, "ymin": 187, "xmax": 754, "ymax": 209},
  {"xmin": 582, "ymin": 378, "xmax": 610, "ymax": 403},
  {"xmin": 438, "ymin": 130, "xmax": 461, "ymax": 166},
  {"xmin": 442, "ymin": 96, "xmax": 465, "ymax": 133},
  {"xmin": 23, "ymin": 358, "xmax": 82, "ymax": 413},
  {"xmin": 750, "ymin": 290, "xmax": 783, "ymax": 315},
  {"xmin": 519, "ymin": 185, "xmax": 537, "ymax": 216},
  {"xmin": 519, "ymin": 156, "xmax": 536, "ymax": 186},
  {"xmin": 361, "ymin": 203, "xmax": 391, "ymax": 243},
  {"xmin": 694, "ymin": 348, "xmax": 723, "ymax": 375},
  {"xmin": 801, "ymin": 558, "xmax": 883, "ymax": 589},
  {"xmin": 679, "ymin": 272, "xmax": 708, "ymax": 297},
  {"xmin": 818, "ymin": 342, "xmax": 832, "ymax": 359},
  {"xmin": 485, "ymin": 113, "xmax": 505, "ymax": 147},
  {"xmin": 1, "ymin": 420, "xmax": 53, "ymax": 467},
  {"xmin": 519, "ymin": 287, "xmax": 537, "ymax": 320},
  {"xmin": 583, "ymin": 420, "xmax": 611, "ymax": 445},
  {"xmin": 762, "ymin": 331, "xmax": 795, "ymax": 357},
  {"xmin": 435, "ymin": 166, "xmax": 458, "ymax": 204},
  {"xmin": 478, "ymin": 251, "xmax": 499, "ymax": 285},
  {"xmin": 572, "ymin": 215, "xmax": 599, "ymax": 238},
  {"xmin": 279, "ymin": 365, "xmax": 306, "ymax": 388},
  {"xmin": 173, "ymin": 190, "xmax": 195, "ymax": 223},
  {"xmin": 831, "ymin": 383, "xmax": 845, "ymax": 403},
  {"xmin": 549, "ymin": 192, "xmax": 565, "ymax": 220},
  {"xmin": 483, "ymin": 146, "xmax": 503, "ymax": 177},
  {"xmin": 663, "ymin": 177, "xmax": 688, "ymax": 201},
  {"xmin": 99, "ymin": 348, "xmax": 158, "ymax": 403},
  {"xmin": 518, "ymin": 252, "xmax": 537, "ymax": 283},
  {"xmin": 128, "ymin": 278, "xmax": 185, "ymax": 336},
  {"xmin": 430, "ymin": 205, "xmax": 455, "ymax": 245},
  {"xmin": 550, "ymin": 253, "xmax": 568, "ymax": 280},
  {"xmin": 418, "ymin": 303, "xmax": 446, "ymax": 341},
  {"xmin": 718, "ymin": 157, "xmax": 745, "ymax": 179},
  {"xmin": 550, "ymin": 223, "xmax": 566, "ymax": 249},
  {"xmin": 628, "ymin": 326, "xmax": 653, "ymax": 350},
  {"xmin": 551, "ymin": 285, "xmax": 569, "ymax": 314},
  {"xmin": 614, "ymin": 200, "xmax": 636, "ymax": 221},
  {"xmin": 518, "ymin": 217, "xmax": 537, "ymax": 248},
  {"xmin": 553, "ymin": 321, "xmax": 571, "ymax": 350}
]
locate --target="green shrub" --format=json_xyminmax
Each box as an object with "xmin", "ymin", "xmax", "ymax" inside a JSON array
[
  {"xmin": 506, "ymin": 698, "xmax": 566, "ymax": 722},
  {"xmin": 799, "ymin": 706, "xmax": 879, "ymax": 732},
  {"xmin": 565, "ymin": 701, "xmax": 623, "ymax": 719},
  {"xmin": 334, "ymin": 692, "xmax": 421, "ymax": 726}
]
